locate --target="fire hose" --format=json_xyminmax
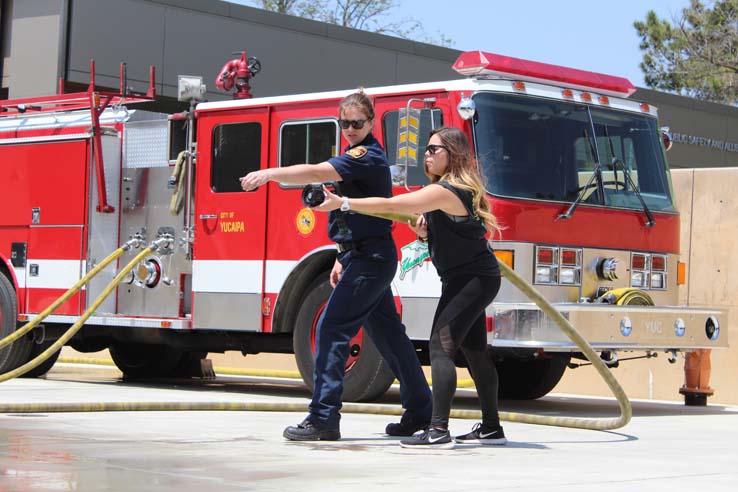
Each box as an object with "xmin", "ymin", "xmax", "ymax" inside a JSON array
[
  {"xmin": 168, "ymin": 150, "xmax": 187, "ymax": 215},
  {"xmin": 0, "ymin": 221, "xmax": 631, "ymax": 431},
  {"xmin": 0, "ymin": 239, "xmax": 157, "ymax": 383}
]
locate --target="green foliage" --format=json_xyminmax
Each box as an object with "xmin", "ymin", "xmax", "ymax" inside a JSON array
[
  {"xmin": 250, "ymin": 0, "xmax": 454, "ymax": 47},
  {"xmin": 634, "ymin": 0, "xmax": 738, "ymax": 104}
]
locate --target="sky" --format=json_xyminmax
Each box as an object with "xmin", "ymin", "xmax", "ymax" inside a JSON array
[{"xmin": 227, "ymin": 0, "xmax": 690, "ymax": 88}]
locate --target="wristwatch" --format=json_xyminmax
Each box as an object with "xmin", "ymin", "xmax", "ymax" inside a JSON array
[{"xmin": 340, "ymin": 197, "xmax": 351, "ymax": 212}]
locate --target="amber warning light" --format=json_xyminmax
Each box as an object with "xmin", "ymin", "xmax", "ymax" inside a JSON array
[{"xmin": 453, "ymin": 51, "xmax": 636, "ymax": 98}]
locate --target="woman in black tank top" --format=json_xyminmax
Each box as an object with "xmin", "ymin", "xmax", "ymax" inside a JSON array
[{"xmin": 313, "ymin": 126, "xmax": 507, "ymax": 450}]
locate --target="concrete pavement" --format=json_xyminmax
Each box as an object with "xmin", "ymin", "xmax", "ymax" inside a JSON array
[{"xmin": 1, "ymin": 363, "xmax": 737, "ymax": 491}]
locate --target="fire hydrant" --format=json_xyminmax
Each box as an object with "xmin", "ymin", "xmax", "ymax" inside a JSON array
[{"xmin": 679, "ymin": 349, "xmax": 713, "ymax": 406}]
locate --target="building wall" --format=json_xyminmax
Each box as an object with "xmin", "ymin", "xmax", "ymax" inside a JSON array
[
  {"xmin": 635, "ymin": 88, "xmax": 738, "ymax": 169},
  {"xmin": 2, "ymin": 0, "xmax": 66, "ymax": 98},
  {"xmin": 65, "ymin": 0, "xmax": 459, "ymax": 101}
]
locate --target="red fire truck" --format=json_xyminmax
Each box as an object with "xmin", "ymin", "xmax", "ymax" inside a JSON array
[{"xmin": 0, "ymin": 51, "xmax": 726, "ymax": 402}]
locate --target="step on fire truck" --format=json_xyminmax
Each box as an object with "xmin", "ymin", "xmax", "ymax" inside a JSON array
[{"xmin": 0, "ymin": 51, "xmax": 726, "ymax": 403}]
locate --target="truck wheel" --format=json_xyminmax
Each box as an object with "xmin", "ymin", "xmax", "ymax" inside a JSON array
[
  {"xmin": 293, "ymin": 274, "xmax": 394, "ymax": 402},
  {"xmin": 109, "ymin": 342, "xmax": 184, "ymax": 378},
  {"xmin": 496, "ymin": 354, "xmax": 570, "ymax": 400},
  {"xmin": 20, "ymin": 340, "xmax": 61, "ymax": 378},
  {"xmin": 0, "ymin": 273, "xmax": 33, "ymax": 374}
]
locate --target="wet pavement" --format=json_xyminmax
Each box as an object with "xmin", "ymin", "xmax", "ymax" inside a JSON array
[{"xmin": 1, "ymin": 363, "xmax": 737, "ymax": 491}]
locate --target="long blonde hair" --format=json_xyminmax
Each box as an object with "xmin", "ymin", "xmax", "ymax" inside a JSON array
[{"xmin": 426, "ymin": 126, "xmax": 502, "ymax": 237}]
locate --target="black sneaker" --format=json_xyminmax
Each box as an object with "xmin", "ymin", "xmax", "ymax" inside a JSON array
[
  {"xmin": 454, "ymin": 423, "xmax": 507, "ymax": 445},
  {"xmin": 283, "ymin": 419, "xmax": 341, "ymax": 441},
  {"xmin": 385, "ymin": 417, "xmax": 430, "ymax": 436},
  {"xmin": 399, "ymin": 428, "xmax": 454, "ymax": 449}
]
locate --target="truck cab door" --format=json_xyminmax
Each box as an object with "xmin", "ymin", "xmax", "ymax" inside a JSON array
[{"xmin": 192, "ymin": 109, "xmax": 268, "ymax": 330}]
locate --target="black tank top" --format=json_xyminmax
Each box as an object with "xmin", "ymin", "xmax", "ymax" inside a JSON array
[{"xmin": 425, "ymin": 182, "xmax": 500, "ymax": 281}]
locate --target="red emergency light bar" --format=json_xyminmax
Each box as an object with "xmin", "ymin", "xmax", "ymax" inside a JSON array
[{"xmin": 453, "ymin": 51, "xmax": 636, "ymax": 98}]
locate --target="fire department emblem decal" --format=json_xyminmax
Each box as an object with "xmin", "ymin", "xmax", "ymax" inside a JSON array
[
  {"xmin": 399, "ymin": 240, "xmax": 430, "ymax": 280},
  {"xmin": 296, "ymin": 208, "xmax": 316, "ymax": 235},
  {"xmin": 346, "ymin": 146, "xmax": 367, "ymax": 159}
]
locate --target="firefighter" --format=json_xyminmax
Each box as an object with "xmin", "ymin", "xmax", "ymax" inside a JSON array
[
  {"xmin": 240, "ymin": 89, "xmax": 432, "ymax": 441},
  {"xmin": 312, "ymin": 126, "xmax": 507, "ymax": 449}
]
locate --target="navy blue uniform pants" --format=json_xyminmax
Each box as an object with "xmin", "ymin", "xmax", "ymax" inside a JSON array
[{"xmin": 308, "ymin": 240, "xmax": 432, "ymax": 428}]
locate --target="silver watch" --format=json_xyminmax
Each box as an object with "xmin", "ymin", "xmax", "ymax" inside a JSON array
[{"xmin": 340, "ymin": 197, "xmax": 350, "ymax": 212}]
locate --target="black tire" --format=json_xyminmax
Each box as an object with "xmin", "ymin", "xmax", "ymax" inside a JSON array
[
  {"xmin": 293, "ymin": 273, "xmax": 394, "ymax": 402},
  {"xmin": 0, "ymin": 273, "xmax": 33, "ymax": 374},
  {"xmin": 496, "ymin": 354, "xmax": 570, "ymax": 400},
  {"xmin": 20, "ymin": 340, "xmax": 62, "ymax": 378},
  {"xmin": 109, "ymin": 342, "xmax": 184, "ymax": 378},
  {"xmin": 171, "ymin": 350, "xmax": 208, "ymax": 377},
  {"xmin": 69, "ymin": 337, "xmax": 110, "ymax": 353}
]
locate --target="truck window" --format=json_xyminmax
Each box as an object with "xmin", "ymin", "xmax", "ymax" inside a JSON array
[
  {"xmin": 280, "ymin": 120, "xmax": 339, "ymax": 167},
  {"xmin": 473, "ymin": 93, "xmax": 675, "ymax": 212},
  {"xmin": 383, "ymin": 108, "xmax": 442, "ymax": 187},
  {"xmin": 211, "ymin": 122, "xmax": 262, "ymax": 193},
  {"xmin": 590, "ymin": 108, "xmax": 673, "ymax": 211},
  {"xmin": 169, "ymin": 118, "xmax": 196, "ymax": 162},
  {"xmin": 278, "ymin": 119, "xmax": 339, "ymax": 188}
]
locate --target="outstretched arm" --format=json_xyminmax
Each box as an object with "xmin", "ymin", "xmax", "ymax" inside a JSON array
[
  {"xmin": 312, "ymin": 183, "xmax": 465, "ymax": 216},
  {"xmin": 240, "ymin": 162, "xmax": 341, "ymax": 191}
]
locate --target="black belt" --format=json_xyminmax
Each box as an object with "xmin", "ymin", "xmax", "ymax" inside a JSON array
[{"xmin": 336, "ymin": 233, "xmax": 392, "ymax": 253}]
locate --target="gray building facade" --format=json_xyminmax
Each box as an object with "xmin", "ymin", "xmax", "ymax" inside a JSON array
[{"xmin": 1, "ymin": 0, "xmax": 736, "ymax": 168}]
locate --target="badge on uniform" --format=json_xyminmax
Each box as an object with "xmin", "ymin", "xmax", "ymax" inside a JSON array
[
  {"xmin": 399, "ymin": 240, "xmax": 430, "ymax": 280},
  {"xmin": 346, "ymin": 146, "xmax": 368, "ymax": 159}
]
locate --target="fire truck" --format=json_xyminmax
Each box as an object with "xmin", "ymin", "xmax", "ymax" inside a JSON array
[{"xmin": 0, "ymin": 51, "xmax": 726, "ymax": 402}]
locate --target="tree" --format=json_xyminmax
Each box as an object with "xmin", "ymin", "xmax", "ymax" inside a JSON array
[
  {"xmin": 251, "ymin": 1, "xmax": 323, "ymax": 19},
  {"xmin": 250, "ymin": 0, "xmax": 453, "ymax": 47},
  {"xmin": 634, "ymin": 0, "xmax": 738, "ymax": 104}
]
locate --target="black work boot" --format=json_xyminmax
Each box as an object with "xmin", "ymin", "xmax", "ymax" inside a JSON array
[
  {"xmin": 283, "ymin": 419, "xmax": 341, "ymax": 441},
  {"xmin": 385, "ymin": 416, "xmax": 430, "ymax": 436}
]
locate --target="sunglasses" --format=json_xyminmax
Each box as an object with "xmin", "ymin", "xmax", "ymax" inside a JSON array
[
  {"xmin": 338, "ymin": 119, "xmax": 367, "ymax": 130},
  {"xmin": 425, "ymin": 144, "xmax": 448, "ymax": 154}
]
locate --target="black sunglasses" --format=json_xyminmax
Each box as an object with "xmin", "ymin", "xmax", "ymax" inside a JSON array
[
  {"xmin": 425, "ymin": 144, "xmax": 448, "ymax": 154},
  {"xmin": 338, "ymin": 119, "xmax": 367, "ymax": 130}
]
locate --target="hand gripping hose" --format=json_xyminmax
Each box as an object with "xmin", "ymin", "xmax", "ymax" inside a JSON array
[{"xmin": 0, "ymin": 217, "xmax": 631, "ymax": 431}]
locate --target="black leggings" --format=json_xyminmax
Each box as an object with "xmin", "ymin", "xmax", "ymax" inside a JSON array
[{"xmin": 429, "ymin": 274, "xmax": 501, "ymax": 430}]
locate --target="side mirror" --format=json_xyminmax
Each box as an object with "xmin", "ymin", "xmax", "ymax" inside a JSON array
[
  {"xmin": 660, "ymin": 127, "xmax": 673, "ymax": 152},
  {"xmin": 390, "ymin": 165, "xmax": 406, "ymax": 187}
]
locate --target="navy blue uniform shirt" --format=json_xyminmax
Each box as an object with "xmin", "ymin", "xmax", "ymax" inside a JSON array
[{"xmin": 327, "ymin": 133, "xmax": 392, "ymax": 243}]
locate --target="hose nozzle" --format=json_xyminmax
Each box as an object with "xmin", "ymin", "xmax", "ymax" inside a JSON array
[
  {"xmin": 123, "ymin": 234, "xmax": 146, "ymax": 251},
  {"xmin": 151, "ymin": 234, "xmax": 174, "ymax": 252}
]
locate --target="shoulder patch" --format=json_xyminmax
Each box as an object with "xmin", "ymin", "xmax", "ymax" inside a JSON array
[{"xmin": 346, "ymin": 146, "xmax": 368, "ymax": 159}]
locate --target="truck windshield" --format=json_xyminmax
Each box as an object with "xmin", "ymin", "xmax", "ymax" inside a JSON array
[{"xmin": 473, "ymin": 92, "xmax": 675, "ymax": 212}]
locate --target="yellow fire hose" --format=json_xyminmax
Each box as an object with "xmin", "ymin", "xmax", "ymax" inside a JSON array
[
  {"xmin": 169, "ymin": 150, "xmax": 187, "ymax": 215},
  {"xmin": 0, "ymin": 245, "xmax": 155, "ymax": 383},
  {"xmin": 494, "ymin": 261, "xmax": 630, "ymax": 430},
  {"xmin": 0, "ymin": 246, "xmax": 127, "ymax": 351},
  {"xmin": 0, "ymin": 223, "xmax": 631, "ymax": 431}
]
